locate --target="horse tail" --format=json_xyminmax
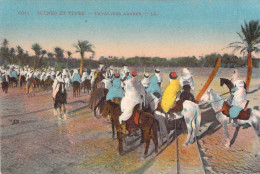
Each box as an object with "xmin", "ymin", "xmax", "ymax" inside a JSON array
[
  {"xmin": 192, "ymin": 105, "xmax": 201, "ymax": 139},
  {"xmin": 149, "ymin": 116, "xmax": 157, "ymax": 136}
]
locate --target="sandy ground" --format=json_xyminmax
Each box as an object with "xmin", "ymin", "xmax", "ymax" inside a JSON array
[{"xmin": 0, "ymin": 67, "xmax": 260, "ymax": 174}]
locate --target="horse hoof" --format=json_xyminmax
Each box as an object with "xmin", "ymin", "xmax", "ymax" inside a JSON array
[
  {"xmin": 140, "ymin": 156, "xmax": 146, "ymax": 161},
  {"xmin": 183, "ymin": 143, "xmax": 188, "ymax": 147}
]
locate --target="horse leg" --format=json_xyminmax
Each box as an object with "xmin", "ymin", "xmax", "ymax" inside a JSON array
[
  {"xmin": 117, "ymin": 131, "xmax": 123, "ymax": 155},
  {"xmin": 112, "ymin": 120, "xmax": 115, "ymax": 139},
  {"xmin": 183, "ymin": 115, "xmax": 193, "ymax": 146},
  {"xmin": 151, "ymin": 128, "xmax": 158, "ymax": 155},
  {"xmin": 143, "ymin": 132, "xmax": 150, "ymax": 157},
  {"xmin": 62, "ymin": 104, "xmax": 67, "ymax": 120}
]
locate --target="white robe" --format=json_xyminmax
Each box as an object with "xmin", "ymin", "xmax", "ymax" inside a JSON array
[
  {"xmin": 119, "ymin": 80, "xmax": 141, "ymax": 124},
  {"xmin": 232, "ymin": 87, "xmax": 247, "ymax": 108}
]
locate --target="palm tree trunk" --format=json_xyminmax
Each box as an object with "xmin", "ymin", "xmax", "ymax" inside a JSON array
[
  {"xmin": 246, "ymin": 51, "xmax": 252, "ymax": 92},
  {"xmin": 196, "ymin": 58, "xmax": 222, "ymax": 102},
  {"xmin": 80, "ymin": 55, "xmax": 84, "ymax": 75}
]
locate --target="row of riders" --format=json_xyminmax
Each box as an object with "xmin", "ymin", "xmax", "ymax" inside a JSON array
[
  {"xmin": 1, "ymin": 63, "xmax": 259, "ymax": 158},
  {"xmin": 89, "ymin": 65, "xmax": 260, "ymax": 158}
]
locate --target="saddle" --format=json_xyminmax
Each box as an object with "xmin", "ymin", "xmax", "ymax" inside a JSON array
[
  {"xmin": 221, "ymin": 101, "xmax": 251, "ymax": 120},
  {"xmin": 171, "ymin": 99, "xmax": 185, "ymax": 113},
  {"xmin": 126, "ymin": 104, "xmax": 141, "ymax": 131}
]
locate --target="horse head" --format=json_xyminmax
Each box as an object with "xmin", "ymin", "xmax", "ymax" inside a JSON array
[
  {"xmin": 101, "ymin": 100, "xmax": 111, "ymax": 117},
  {"xmin": 220, "ymin": 78, "xmax": 224, "ymax": 86},
  {"xmin": 200, "ymin": 89, "xmax": 211, "ymax": 103}
]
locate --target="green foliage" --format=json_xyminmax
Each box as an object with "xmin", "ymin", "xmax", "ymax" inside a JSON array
[{"xmin": 55, "ymin": 62, "xmax": 66, "ymax": 71}]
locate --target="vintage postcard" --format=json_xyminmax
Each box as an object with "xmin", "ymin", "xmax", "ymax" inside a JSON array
[{"xmin": 0, "ymin": 0, "xmax": 260, "ymax": 173}]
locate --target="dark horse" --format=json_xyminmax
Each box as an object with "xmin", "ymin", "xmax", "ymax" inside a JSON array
[
  {"xmin": 20, "ymin": 75, "xmax": 26, "ymax": 88},
  {"xmin": 102, "ymin": 100, "xmax": 158, "ymax": 158},
  {"xmin": 1, "ymin": 75, "xmax": 9, "ymax": 94},
  {"xmin": 220, "ymin": 78, "xmax": 246, "ymax": 93},
  {"xmin": 42, "ymin": 76, "xmax": 54, "ymax": 91},
  {"xmin": 72, "ymin": 81, "xmax": 80, "ymax": 97},
  {"xmin": 81, "ymin": 79, "xmax": 91, "ymax": 94},
  {"xmin": 92, "ymin": 71, "xmax": 104, "ymax": 91},
  {"xmin": 54, "ymin": 82, "xmax": 67, "ymax": 120},
  {"xmin": 8, "ymin": 76, "xmax": 18, "ymax": 88},
  {"xmin": 90, "ymin": 88, "xmax": 109, "ymax": 117}
]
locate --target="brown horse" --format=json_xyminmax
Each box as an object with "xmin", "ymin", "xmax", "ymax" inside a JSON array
[
  {"xmin": 42, "ymin": 76, "xmax": 54, "ymax": 91},
  {"xmin": 81, "ymin": 79, "xmax": 91, "ymax": 94},
  {"xmin": 92, "ymin": 71, "xmax": 104, "ymax": 90},
  {"xmin": 90, "ymin": 88, "xmax": 108, "ymax": 117},
  {"xmin": 20, "ymin": 75, "xmax": 26, "ymax": 88},
  {"xmin": 72, "ymin": 81, "xmax": 80, "ymax": 97},
  {"xmin": 54, "ymin": 82, "xmax": 67, "ymax": 120},
  {"xmin": 101, "ymin": 100, "xmax": 158, "ymax": 158},
  {"xmin": 8, "ymin": 76, "xmax": 18, "ymax": 88},
  {"xmin": 26, "ymin": 77, "xmax": 36, "ymax": 97}
]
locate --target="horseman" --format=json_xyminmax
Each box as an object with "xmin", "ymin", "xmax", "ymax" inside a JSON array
[
  {"xmin": 81, "ymin": 70, "xmax": 89, "ymax": 82},
  {"xmin": 155, "ymin": 68, "xmax": 162, "ymax": 87},
  {"xmin": 10, "ymin": 67, "xmax": 18, "ymax": 80},
  {"xmin": 119, "ymin": 78, "xmax": 142, "ymax": 134},
  {"xmin": 1, "ymin": 70, "xmax": 9, "ymax": 94},
  {"xmin": 228, "ymin": 80, "xmax": 248, "ymax": 126},
  {"xmin": 141, "ymin": 73, "xmax": 150, "ymax": 89},
  {"xmin": 131, "ymin": 71, "xmax": 146, "ymax": 107},
  {"xmin": 179, "ymin": 68, "xmax": 195, "ymax": 94},
  {"xmin": 71, "ymin": 69, "xmax": 81, "ymax": 83},
  {"xmin": 63, "ymin": 69, "xmax": 71, "ymax": 90},
  {"xmin": 53, "ymin": 71, "xmax": 65, "ymax": 99},
  {"xmin": 33, "ymin": 69, "xmax": 40, "ymax": 79},
  {"xmin": 52, "ymin": 72, "xmax": 67, "ymax": 119},
  {"xmin": 231, "ymin": 69, "xmax": 239, "ymax": 84},
  {"xmin": 26, "ymin": 70, "xmax": 35, "ymax": 95},
  {"xmin": 40, "ymin": 71, "xmax": 46, "ymax": 81},
  {"xmin": 102, "ymin": 71, "xmax": 112, "ymax": 89},
  {"xmin": 90, "ymin": 69, "xmax": 96, "ymax": 86},
  {"xmin": 146, "ymin": 75, "xmax": 162, "ymax": 99},
  {"xmin": 51, "ymin": 70, "xmax": 56, "ymax": 80},
  {"xmin": 160, "ymin": 72, "xmax": 182, "ymax": 114},
  {"xmin": 106, "ymin": 73, "xmax": 125, "ymax": 103}
]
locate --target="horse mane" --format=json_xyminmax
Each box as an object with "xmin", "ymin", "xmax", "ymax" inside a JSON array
[
  {"xmin": 90, "ymin": 88, "xmax": 109, "ymax": 109},
  {"xmin": 210, "ymin": 89, "xmax": 224, "ymax": 109}
]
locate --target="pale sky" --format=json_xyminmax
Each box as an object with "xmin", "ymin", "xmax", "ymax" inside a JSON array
[{"xmin": 1, "ymin": 0, "xmax": 260, "ymax": 59}]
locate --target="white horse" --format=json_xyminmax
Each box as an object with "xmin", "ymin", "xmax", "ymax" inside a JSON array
[
  {"xmin": 155, "ymin": 100, "xmax": 201, "ymax": 146},
  {"xmin": 200, "ymin": 89, "xmax": 260, "ymax": 149}
]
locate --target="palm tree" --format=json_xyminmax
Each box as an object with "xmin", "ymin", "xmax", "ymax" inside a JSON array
[
  {"xmin": 227, "ymin": 20, "xmax": 260, "ymax": 91},
  {"xmin": 16, "ymin": 45, "xmax": 24, "ymax": 67},
  {"xmin": 31, "ymin": 43, "xmax": 42, "ymax": 69},
  {"xmin": 0, "ymin": 39, "xmax": 9, "ymax": 64},
  {"xmin": 9, "ymin": 47, "xmax": 16, "ymax": 64},
  {"xmin": 47, "ymin": 52, "xmax": 54, "ymax": 59},
  {"xmin": 54, "ymin": 47, "xmax": 64, "ymax": 62},
  {"xmin": 66, "ymin": 51, "xmax": 72, "ymax": 68},
  {"xmin": 38, "ymin": 50, "xmax": 46, "ymax": 68},
  {"xmin": 74, "ymin": 40, "xmax": 94, "ymax": 74}
]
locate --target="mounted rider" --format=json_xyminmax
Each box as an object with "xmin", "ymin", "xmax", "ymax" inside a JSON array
[
  {"xmin": 71, "ymin": 69, "xmax": 81, "ymax": 83},
  {"xmin": 179, "ymin": 68, "xmax": 195, "ymax": 94},
  {"xmin": 231, "ymin": 69, "xmax": 239, "ymax": 84},
  {"xmin": 160, "ymin": 72, "xmax": 182, "ymax": 114},
  {"xmin": 155, "ymin": 68, "xmax": 162, "ymax": 87},
  {"xmin": 10, "ymin": 67, "xmax": 18, "ymax": 80},
  {"xmin": 131, "ymin": 71, "xmax": 146, "ymax": 107},
  {"xmin": 81, "ymin": 70, "xmax": 89, "ymax": 82},
  {"xmin": 119, "ymin": 77, "xmax": 142, "ymax": 133},
  {"xmin": 106, "ymin": 73, "xmax": 125, "ymax": 103},
  {"xmin": 228, "ymin": 80, "xmax": 248, "ymax": 126},
  {"xmin": 146, "ymin": 75, "xmax": 162, "ymax": 99},
  {"xmin": 102, "ymin": 71, "xmax": 112, "ymax": 89},
  {"xmin": 52, "ymin": 71, "xmax": 66, "ymax": 99},
  {"xmin": 141, "ymin": 73, "xmax": 150, "ymax": 89}
]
